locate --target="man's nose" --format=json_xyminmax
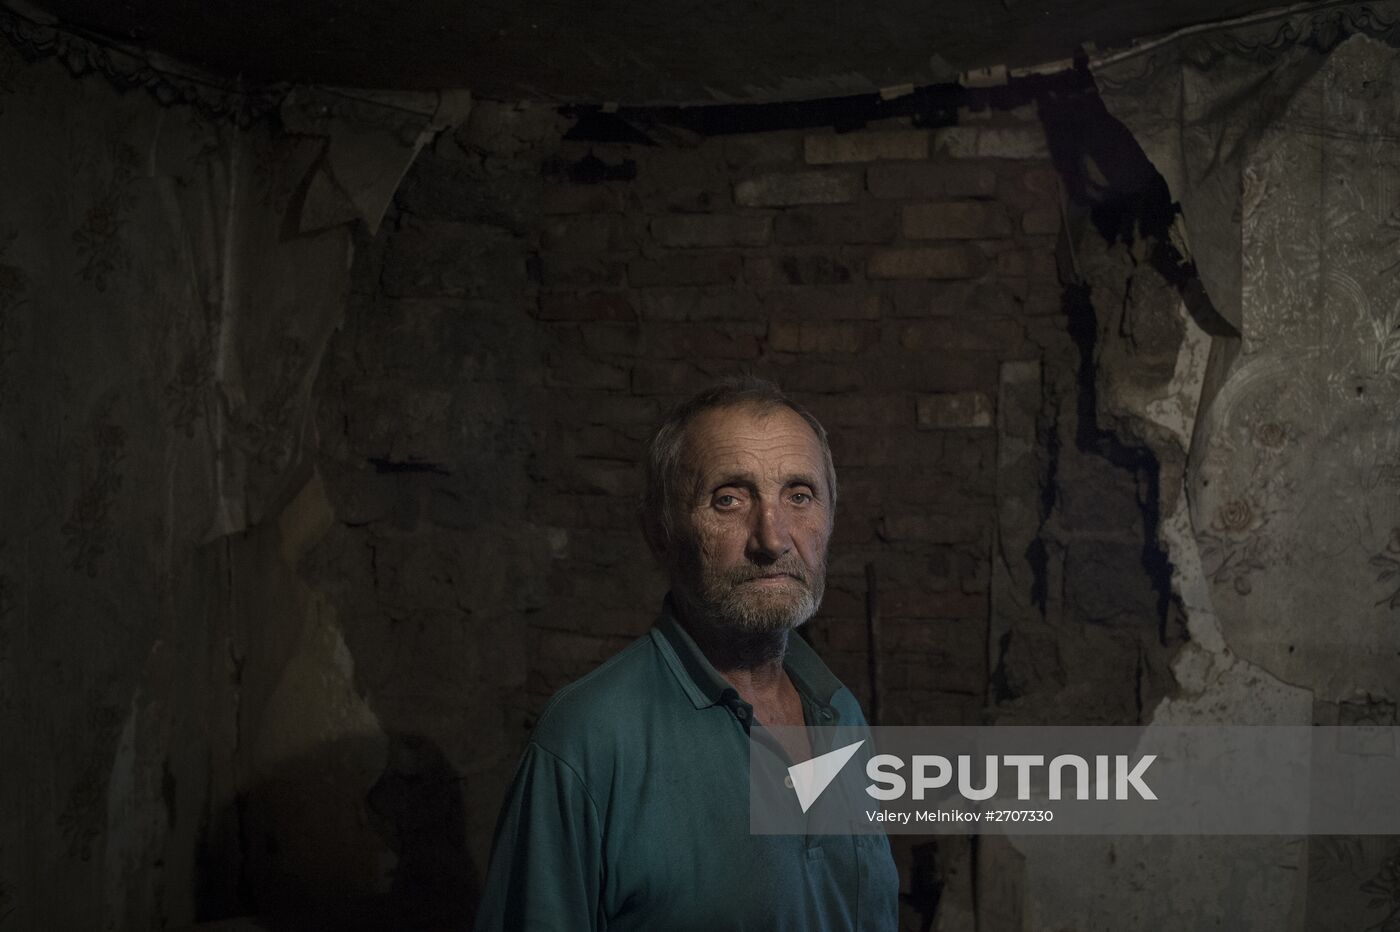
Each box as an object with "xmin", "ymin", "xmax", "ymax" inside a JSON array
[{"xmin": 747, "ymin": 499, "xmax": 793, "ymax": 561}]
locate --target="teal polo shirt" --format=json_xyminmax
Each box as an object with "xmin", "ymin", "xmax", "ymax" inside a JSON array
[{"xmin": 474, "ymin": 600, "xmax": 900, "ymax": 931}]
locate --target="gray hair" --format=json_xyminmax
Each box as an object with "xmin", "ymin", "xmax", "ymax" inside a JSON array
[{"xmin": 640, "ymin": 375, "xmax": 837, "ymax": 552}]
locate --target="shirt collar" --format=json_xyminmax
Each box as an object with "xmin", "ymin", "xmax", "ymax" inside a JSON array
[{"xmin": 650, "ymin": 595, "xmax": 844, "ymax": 715}]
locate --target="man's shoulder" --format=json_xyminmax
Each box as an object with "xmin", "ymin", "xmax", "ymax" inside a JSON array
[{"xmin": 528, "ymin": 629, "xmax": 671, "ymax": 759}]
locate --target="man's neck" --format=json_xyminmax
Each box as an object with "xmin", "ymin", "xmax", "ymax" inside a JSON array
[
  {"xmin": 673, "ymin": 608, "xmax": 791, "ymax": 694},
  {"xmin": 672, "ymin": 601, "xmax": 810, "ymax": 734}
]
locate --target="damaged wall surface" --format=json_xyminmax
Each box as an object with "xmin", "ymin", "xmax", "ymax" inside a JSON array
[
  {"xmin": 1099, "ymin": 3, "xmax": 1400, "ymax": 702},
  {"xmin": 12, "ymin": 2, "xmax": 1400, "ymax": 930},
  {"xmin": 991, "ymin": 4, "xmax": 1400, "ymax": 930},
  {"xmin": 0, "ymin": 14, "xmax": 466, "ymax": 930}
]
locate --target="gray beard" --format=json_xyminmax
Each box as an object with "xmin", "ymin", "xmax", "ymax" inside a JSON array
[
  {"xmin": 678, "ymin": 557, "xmax": 826, "ymax": 634},
  {"xmin": 707, "ymin": 577, "xmax": 822, "ymax": 632}
]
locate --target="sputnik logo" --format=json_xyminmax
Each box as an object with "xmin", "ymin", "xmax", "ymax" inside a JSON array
[{"xmin": 788, "ymin": 740, "xmax": 865, "ymax": 813}]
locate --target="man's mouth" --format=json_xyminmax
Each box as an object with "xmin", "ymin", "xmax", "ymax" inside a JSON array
[{"xmin": 743, "ymin": 573, "xmax": 803, "ymax": 586}]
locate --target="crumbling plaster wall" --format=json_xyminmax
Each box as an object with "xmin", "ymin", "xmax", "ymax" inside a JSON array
[
  {"xmin": 0, "ymin": 17, "xmax": 464, "ymax": 931},
  {"xmin": 991, "ymin": 7, "xmax": 1400, "ymax": 931}
]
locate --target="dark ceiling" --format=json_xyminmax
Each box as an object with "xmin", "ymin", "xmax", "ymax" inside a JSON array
[{"xmin": 30, "ymin": 0, "xmax": 1309, "ymax": 104}]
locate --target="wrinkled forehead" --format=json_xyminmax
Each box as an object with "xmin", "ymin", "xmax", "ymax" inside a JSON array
[{"xmin": 679, "ymin": 402, "xmax": 827, "ymax": 490}]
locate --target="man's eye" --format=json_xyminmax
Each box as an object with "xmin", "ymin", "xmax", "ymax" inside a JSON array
[
  {"xmin": 714, "ymin": 494, "xmax": 740, "ymax": 507},
  {"xmin": 790, "ymin": 492, "xmax": 812, "ymax": 504}
]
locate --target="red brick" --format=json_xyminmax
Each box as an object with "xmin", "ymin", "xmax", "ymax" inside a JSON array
[
  {"xmin": 885, "ymin": 650, "xmax": 986, "ymax": 697},
  {"xmin": 760, "ymin": 287, "xmax": 882, "ymax": 320},
  {"xmin": 879, "ymin": 694, "xmax": 981, "ymax": 726},
  {"xmin": 999, "ymin": 164, "xmax": 1062, "ymax": 210},
  {"xmin": 563, "ymin": 530, "xmax": 652, "ymax": 567},
  {"xmin": 830, "ymin": 477, "xmax": 883, "ymax": 512},
  {"xmin": 1025, "ymin": 319, "xmax": 1073, "ymax": 356},
  {"xmin": 826, "ymin": 549, "xmax": 952, "ymax": 585},
  {"xmin": 828, "ymin": 429, "xmax": 943, "ymax": 467},
  {"xmin": 878, "ymin": 512, "xmax": 989, "ymax": 544},
  {"xmin": 637, "ymin": 287, "xmax": 762, "ymax": 321},
  {"xmin": 898, "ymin": 318, "xmax": 1025, "ymax": 352},
  {"xmin": 943, "ymin": 434, "xmax": 997, "ymax": 472},
  {"xmin": 1022, "ymin": 165, "xmax": 1062, "ymax": 195},
  {"xmin": 545, "ymin": 355, "xmax": 630, "ymax": 391},
  {"xmin": 885, "ymin": 596, "xmax": 988, "ymax": 628},
  {"xmin": 863, "ymin": 468, "xmax": 989, "ymax": 508},
  {"xmin": 867, "ymin": 247, "xmax": 985, "ymax": 280},
  {"xmin": 943, "ymin": 164, "xmax": 1002, "ymax": 198},
  {"xmin": 724, "ymin": 133, "xmax": 802, "ymax": 168},
  {"xmin": 381, "ymin": 219, "xmax": 525, "ymax": 297},
  {"xmin": 537, "ymin": 255, "xmax": 626, "ymax": 287},
  {"xmin": 536, "ymin": 291, "xmax": 636, "ymax": 321},
  {"xmin": 733, "ymin": 170, "xmax": 861, "ymax": 206},
  {"xmin": 723, "ymin": 132, "xmax": 802, "ymax": 168},
  {"xmin": 1023, "ymin": 283, "xmax": 1063, "ymax": 315},
  {"xmin": 540, "ymin": 215, "xmax": 634, "ymax": 253},
  {"xmin": 551, "ymin": 392, "xmax": 661, "ymax": 426},
  {"xmin": 577, "ymin": 323, "xmax": 641, "ymax": 355},
  {"xmin": 646, "ymin": 186, "xmax": 733, "ymax": 213},
  {"xmin": 634, "ymin": 146, "xmax": 724, "ymax": 185},
  {"xmin": 931, "ymin": 126, "xmax": 979, "ymax": 158},
  {"xmin": 767, "ymin": 321, "xmax": 876, "ymax": 354},
  {"xmin": 558, "ymin": 424, "xmax": 646, "ymax": 461},
  {"xmin": 649, "ymin": 213, "xmax": 773, "ymax": 247},
  {"xmin": 631, "ymin": 359, "xmax": 733, "ymax": 394},
  {"xmin": 628, "ymin": 253, "xmax": 743, "ymax": 287},
  {"xmin": 903, "ymin": 202, "xmax": 1014, "ymax": 240},
  {"xmin": 866, "ymin": 162, "xmax": 997, "ymax": 199},
  {"xmin": 804, "ymin": 130, "xmax": 929, "ymax": 164},
  {"xmin": 831, "ymin": 516, "xmax": 877, "ymax": 546},
  {"xmin": 996, "ymin": 248, "xmax": 1058, "ymax": 279},
  {"xmin": 1022, "ymin": 208, "xmax": 1062, "ymax": 235},
  {"xmin": 644, "ymin": 323, "xmax": 765, "ymax": 360},
  {"xmin": 800, "ymin": 393, "xmax": 914, "ymax": 427},
  {"xmin": 935, "ymin": 125, "xmax": 1048, "ymax": 159},
  {"xmin": 773, "ymin": 205, "xmax": 898, "ymax": 245},
  {"xmin": 531, "ymin": 492, "xmax": 642, "ymax": 531},
  {"xmin": 884, "ymin": 280, "xmax": 1022, "ymax": 318},
  {"xmin": 765, "ymin": 360, "xmax": 866, "ymax": 393},
  {"xmin": 915, "ymin": 392, "xmax": 994, "ymax": 429},
  {"xmin": 865, "ymin": 352, "xmax": 1001, "ymax": 394},
  {"xmin": 542, "ymin": 184, "xmax": 623, "ymax": 214},
  {"xmin": 820, "ymin": 615, "xmax": 873, "ymax": 651},
  {"xmin": 553, "ymin": 460, "xmax": 640, "ymax": 496},
  {"xmin": 745, "ymin": 254, "xmax": 859, "ymax": 287}
]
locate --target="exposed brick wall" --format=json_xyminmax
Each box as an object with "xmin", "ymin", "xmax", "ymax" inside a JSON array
[
  {"xmin": 525, "ymin": 107, "xmax": 1064, "ymax": 728},
  {"xmin": 309, "ymin": 98, "xmax": 1116, "ymax": 923}
]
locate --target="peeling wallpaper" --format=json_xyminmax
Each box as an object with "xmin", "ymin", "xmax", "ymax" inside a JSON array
[
  {"xmin": 0, "ymin": 16, "xmax": 460, "ymax": 929},
  {"xmin": 1004, "ymin": 7, "xmax": 1400, "ymax": 930}
]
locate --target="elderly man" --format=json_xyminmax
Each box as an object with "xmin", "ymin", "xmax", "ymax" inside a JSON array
[{"xmin": 474, "ymin": 377, "xmax": 898, "ymax": 931}]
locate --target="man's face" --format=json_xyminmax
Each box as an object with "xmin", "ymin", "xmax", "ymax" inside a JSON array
[{"xmin": 667, "ymin": 403, "xmax": 833, "ymax": 632}]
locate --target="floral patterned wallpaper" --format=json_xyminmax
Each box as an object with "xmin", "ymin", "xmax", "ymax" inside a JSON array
[{"xmin": 1085, "ymin": 6, "xmax": 1400, "ymax": 930}]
